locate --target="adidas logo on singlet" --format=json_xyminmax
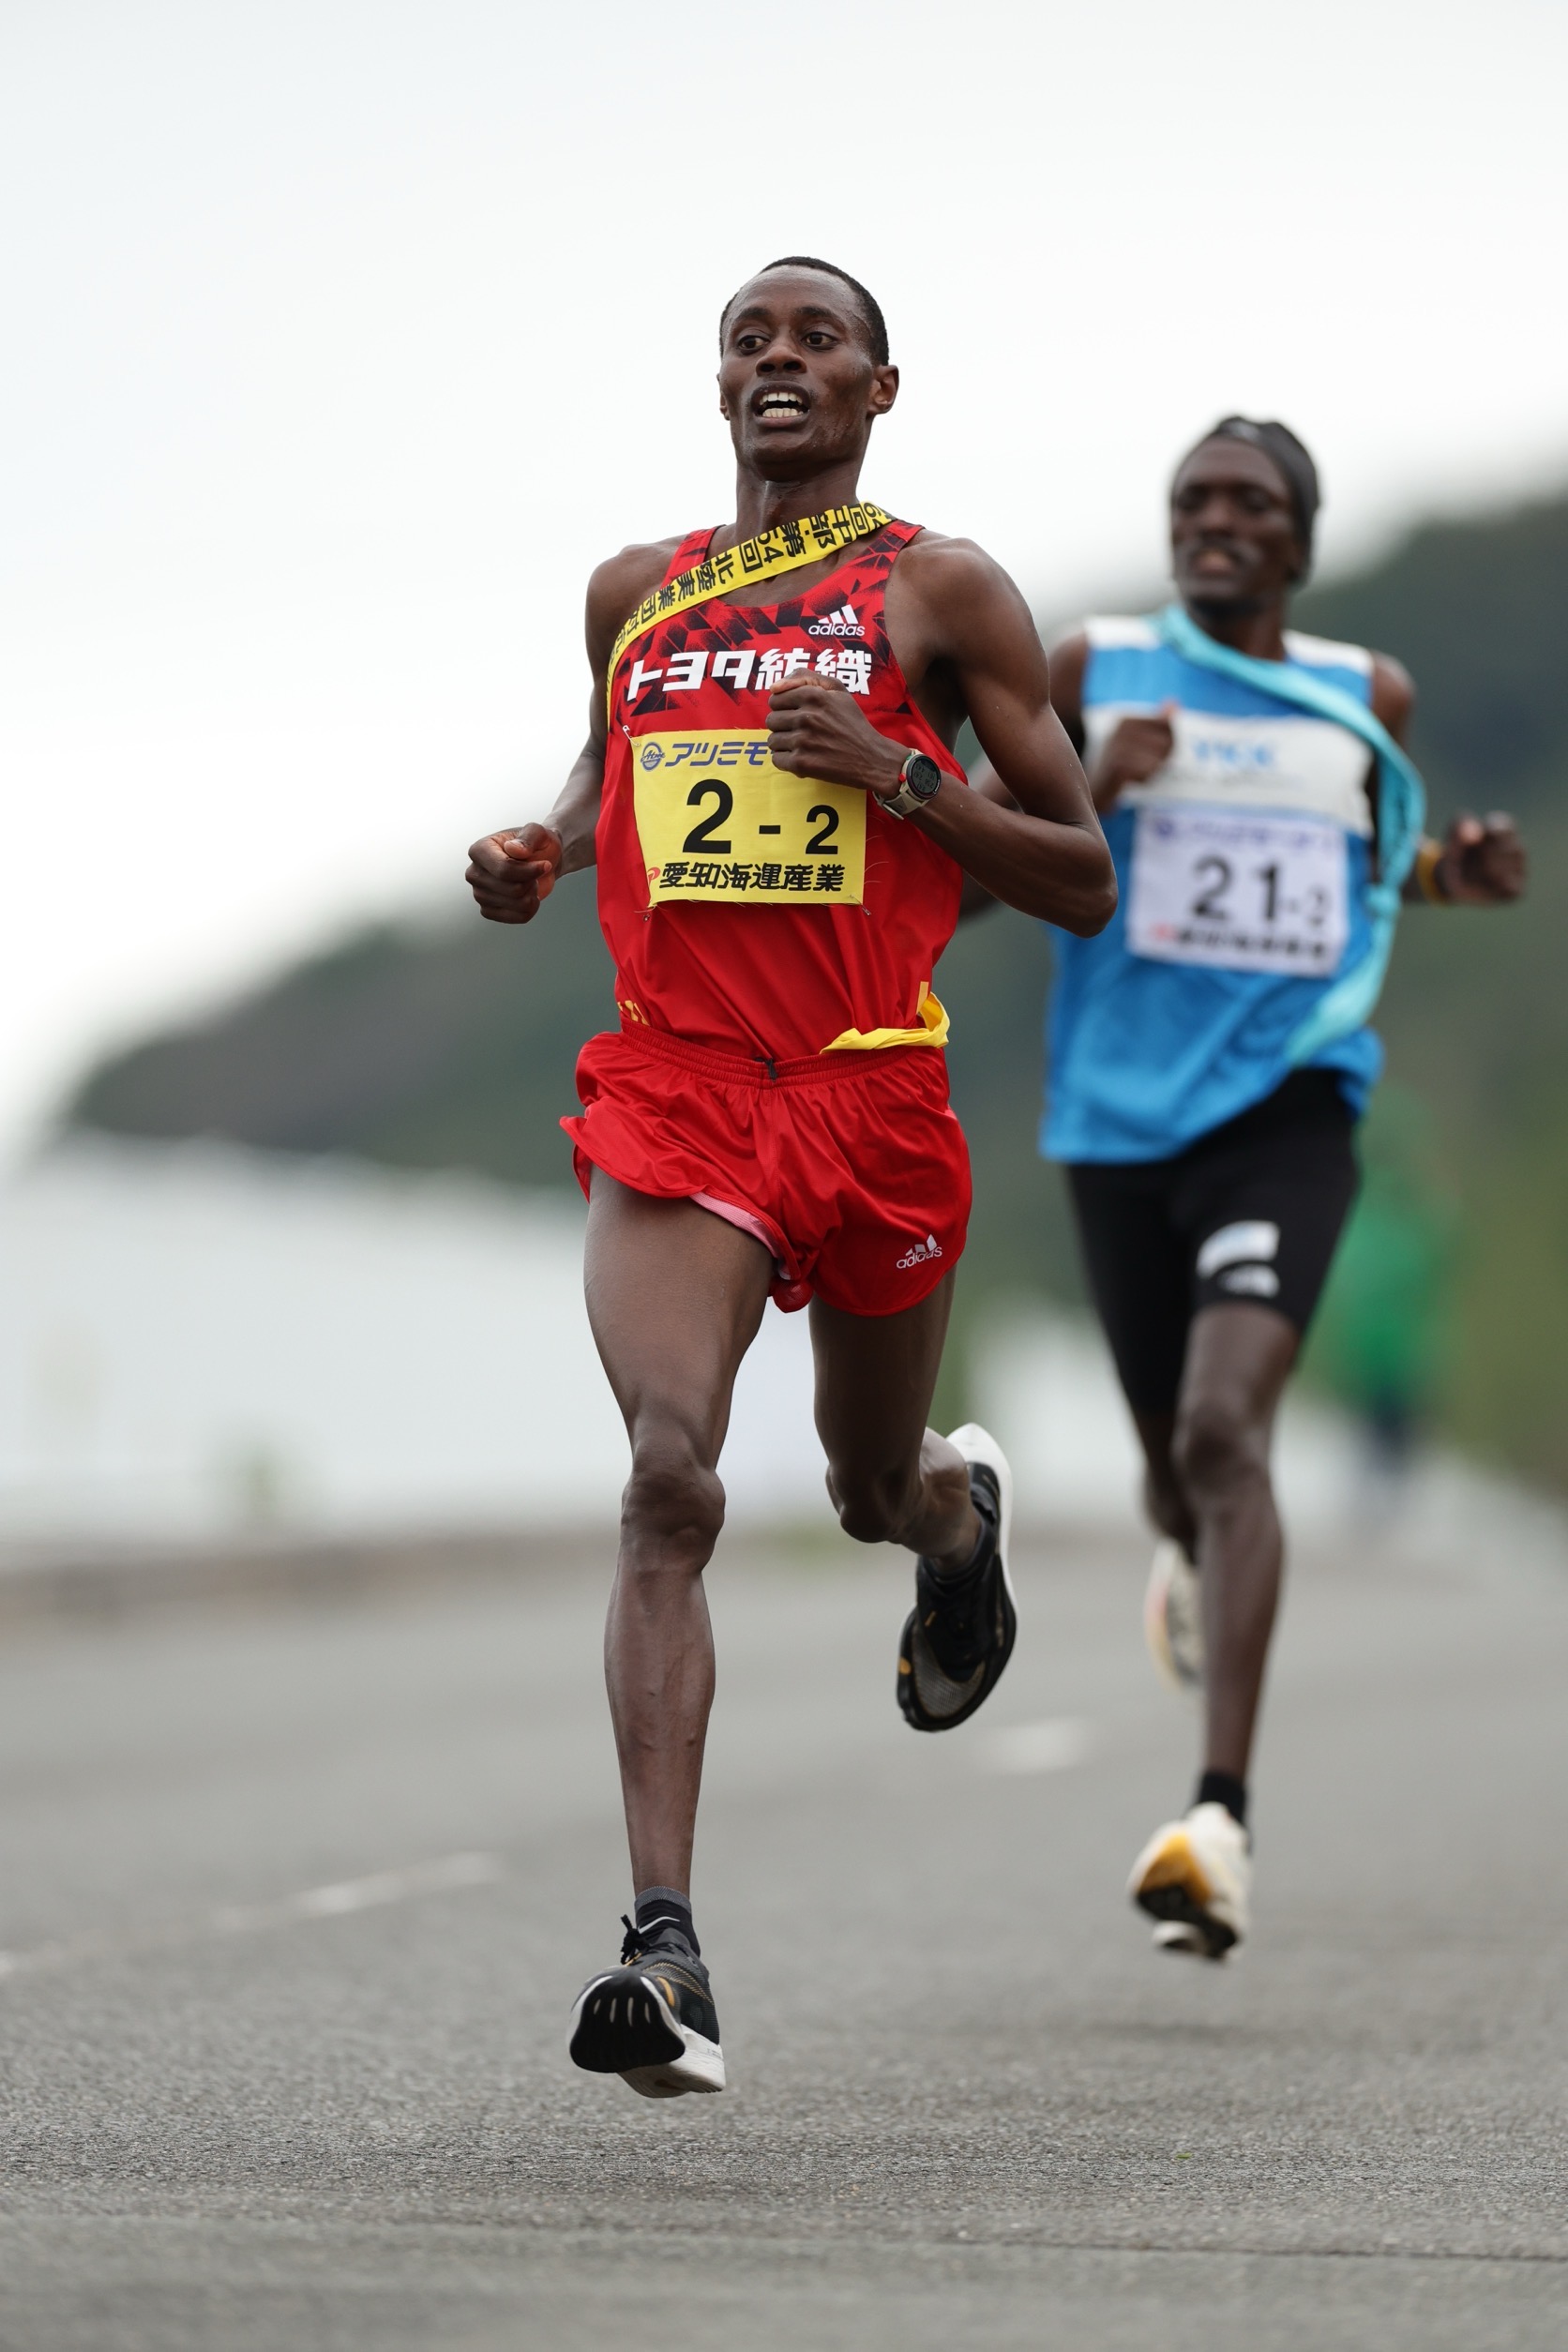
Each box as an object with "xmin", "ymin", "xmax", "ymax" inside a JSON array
[
  {"xmin": 807, "ymin": 602, "xmax": 866, "ymax": 639},
  {"xmin": 895, "ymin": 1232, "xmax": 943, "ymax": 1271}
]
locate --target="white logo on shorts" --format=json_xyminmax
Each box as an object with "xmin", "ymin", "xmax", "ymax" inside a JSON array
[
  {"xmin": 1197, "ymin": 1220, "xmax": 1280, "ymax": 1279},
  {"xmin": 896, "ymin": 1231, "xmax": 943, "ymax": 1271}
]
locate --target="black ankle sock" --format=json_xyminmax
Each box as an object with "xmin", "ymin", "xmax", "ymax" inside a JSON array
[
  {"xmin": 1196, "ymin": 1770, "xmax": 1247, "ymax": 1828},
  {"xmin": 633, "ymin": 1886, "xmax": 700, "ymax": 1956}
]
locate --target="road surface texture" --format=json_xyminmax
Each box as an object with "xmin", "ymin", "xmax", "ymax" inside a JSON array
[{"xmin": 0, "ymin": 1486, "xmax": 1565, "ymax": 2350}]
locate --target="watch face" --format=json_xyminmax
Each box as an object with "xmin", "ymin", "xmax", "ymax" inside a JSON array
[{"xmin": 905, "ymin": 752, "xmax": 942, "ymax": 799}]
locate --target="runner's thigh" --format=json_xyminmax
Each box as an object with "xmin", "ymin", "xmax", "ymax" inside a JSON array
[
  {"xmin": 808, "ymin": 1273, "xmax": 956, "ymax": 1485},
  {"xmin": 584, "ymin": 1170, "xmax": 774, "ymax": 1464},
  {"xmin": 1067, "ymin": 1162, "xmax": 1192, "ymax": 1415}
]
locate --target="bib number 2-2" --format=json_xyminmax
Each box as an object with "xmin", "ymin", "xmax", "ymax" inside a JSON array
[{"xmin": 632, "ymin": 730, "xmax": 867, "ymax": 906}]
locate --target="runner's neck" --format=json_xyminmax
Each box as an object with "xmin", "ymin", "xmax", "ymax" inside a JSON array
[
  {"xmin": 727, "ymin": 464, "xmax": 870, "ymax": 545},
  {"xmin": 1180, "ymin": 598, "xmax": 1290, "ymax": 663}
]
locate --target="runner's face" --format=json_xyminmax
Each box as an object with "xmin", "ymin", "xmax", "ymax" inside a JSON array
[
  {"xmin": 718, "ymin": 271, "xmax": 897, "ymax": 479},
  {"xmin": 1170, "ymin": 441, "xmax": 1304, "ymax": 613}
]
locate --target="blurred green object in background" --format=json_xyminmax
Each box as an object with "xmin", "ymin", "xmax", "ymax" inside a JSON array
[{"xmin": 1305, "ymin": 1087, "xmax": 1457, "ymax": 1470}]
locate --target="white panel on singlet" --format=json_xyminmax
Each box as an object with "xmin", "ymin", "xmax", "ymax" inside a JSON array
[
  {"xmin": 1282, "ymin": 630, "xmax": 1375, "ymax": 675},
  {"xmin": 1081, "ymin": 614, "xmax": 1160, "ymax": 650},
  {"xmin": 1083, "ymin": 702, "xmax": 1375, "ymax": 836}
]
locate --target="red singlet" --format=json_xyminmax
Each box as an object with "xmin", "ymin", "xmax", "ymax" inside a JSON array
[
  {"xmin": 596, "ymin": 521, "xmax": 964, "ymax": 1061},
  {"xmin": 564, "ymin": 520, "xmax": 973, "ymax": 1315}
]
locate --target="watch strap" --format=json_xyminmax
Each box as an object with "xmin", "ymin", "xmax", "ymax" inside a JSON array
[{"xmin": 882, "ymin": 749, "xmax": 943, "ymax": 819}]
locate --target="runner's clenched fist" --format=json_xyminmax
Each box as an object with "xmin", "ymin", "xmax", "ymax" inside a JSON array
[{"xmin": 466, "ymin": 823, "xmax": 564, "ymax": 924}]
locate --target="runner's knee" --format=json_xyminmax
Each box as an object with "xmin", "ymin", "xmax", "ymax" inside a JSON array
[
  {"xmin": 620, "ymin": 1429, "xmax": 725, "ymax": 1564},
  {"xmin": 1171, "ymin": 1397, "xmax": 1270, "ymax": 1505}
]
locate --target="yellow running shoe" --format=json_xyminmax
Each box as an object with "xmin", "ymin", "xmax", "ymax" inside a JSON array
[{"xmin": 1127, "ymin": 1801, "xmax": 1250, "ymax": 1960}]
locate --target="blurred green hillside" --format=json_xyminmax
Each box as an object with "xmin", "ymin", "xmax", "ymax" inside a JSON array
[
  {"xmin": 67, "ymin": 492, "xmax": 1568, "ymax": 1481},
  {"xmin": 1298, "ymin": 496, "xmax": 1568, "ymax": 1483}
]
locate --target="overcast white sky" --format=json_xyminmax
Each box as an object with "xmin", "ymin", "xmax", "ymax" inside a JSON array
[{"xmin": 3, "ymin": 0, "xmax": 1566, "ymax": 1154}]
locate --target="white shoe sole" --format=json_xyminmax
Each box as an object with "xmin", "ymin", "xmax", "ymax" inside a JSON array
[
  {"xmin": 569, "ymin": 1968, "xmax": 728, "ymax": 2099},
  {"xmin": 621, "ymin": 2018, "xmax": 727, "ymax": 2099},
  {"xmin": 946, "ymin": 1422, "xmax": 1016, "ymax": 1618},
  {"xmin": 1143, "ymin": 1540, "xmax": 1203, "ymax": 1696}
]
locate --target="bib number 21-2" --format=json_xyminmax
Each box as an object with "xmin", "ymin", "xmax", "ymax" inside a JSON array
[{"xmin": 1126, "ymin": 806, "xmax": 1349, "ymax": 977}]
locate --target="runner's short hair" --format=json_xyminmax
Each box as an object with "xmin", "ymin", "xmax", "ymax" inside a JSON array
[
  {"xmin": 1179, "ymin": 416, "xmax": 1321, "ymax": 579},
  {"xmin": 719, "ymin": 258, "xmax": 890, "ymax": 367}
]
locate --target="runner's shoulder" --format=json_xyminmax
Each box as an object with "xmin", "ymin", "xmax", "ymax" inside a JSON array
[
  {"xmin": 1283, "ymin": 627, "xmax": 1414, "ymax": 729},
  {"xmin": 586, "ymin": 535, "xmax": 689, "ymax": 656},
  {"xmin": 897, "ymin": 528, "xmax": 1009, "ymax": 593},
  {"xmin": 1048, "ymin": 611, "xmax": 1160, "ymax": 666},
  {"xmin": 1367, "ymin": 649, "xmax": 1415, "ymax": 735},
  {"xmin": 894, "ymin": 529, "xmax": 1034, "ymax": 637},
  {"xmin": 1046, "ymin": 624, "xmax": 1093, "ymax": 709},
  {"xmin": 1040, "ymin": 618, "xmax": 1133, "ymax": 727}
]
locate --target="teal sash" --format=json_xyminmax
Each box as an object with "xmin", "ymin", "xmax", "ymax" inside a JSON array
[{"xmin": 1154, "ymin": 604, "xmax": 1425, "ymax": 1064}]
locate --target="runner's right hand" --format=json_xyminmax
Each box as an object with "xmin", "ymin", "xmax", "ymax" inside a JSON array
[
  {"xmin": 466, "ymin": 824, "xmax": 564, "ymax": 924},
  {"xmin": 1091, "ymin": 703, "xmax": 1177, "ymax": 809}
]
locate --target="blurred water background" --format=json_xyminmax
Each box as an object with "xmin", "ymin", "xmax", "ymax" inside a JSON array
[{"xmin": 1, "ymin": 1123, "xmax": 1548, "ymax": 1575}]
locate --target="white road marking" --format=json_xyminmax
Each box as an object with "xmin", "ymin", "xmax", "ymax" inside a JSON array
[
  {"xmin": 0, "ymin": 1850, "xmax": 503, "ymax": 1982},
  {"xmin": 976, "ymin": 1717, "xmax": 1093, "ymax": 1775},
  {"xmin": 210, "ymin": 1849, "xmax": 502, "ymax": 1933}
]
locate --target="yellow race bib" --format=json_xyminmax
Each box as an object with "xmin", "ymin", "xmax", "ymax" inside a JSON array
[{"xmin": 632, "ymin": 730, "xmax": 866, "ymax": 907}]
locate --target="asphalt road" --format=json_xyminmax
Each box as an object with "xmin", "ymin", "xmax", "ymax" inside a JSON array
[{"xmin": 0, "ymin": 1485, "xmax": 1565, "ymax": 2350}]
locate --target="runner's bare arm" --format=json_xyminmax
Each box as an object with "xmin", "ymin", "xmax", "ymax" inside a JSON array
[
  {"xmin": 767, "ymin": 541, "xmax": 1116, "ymax": 933},
  {"xmin": 1046, "ymin": 630, "xmax": 1088, "ymax": 755},
  {"xmin": 466, "ymin": 540, "xmax": 678, "ymax": 925},
  {"xmin": 957, "ymin": 629, "xmax": 1082, "ymax": 917},
  {"xmin": 1369, "ymin": 656, "xmax": 1528, "ymax": 906}
]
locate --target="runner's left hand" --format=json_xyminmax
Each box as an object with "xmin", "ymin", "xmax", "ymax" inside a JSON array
[
  {"xmin": 1437, "ymin": 812, "xmax": 1526, "ymax": 904},
  {"xmin": 766, "ymin": 677, "xmax": 908, "ymax": 795}
]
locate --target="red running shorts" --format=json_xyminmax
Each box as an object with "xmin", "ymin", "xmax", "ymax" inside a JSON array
[{"xmin": 563, "ymin": 1026, "xmax": 972, "ymax": 1316}]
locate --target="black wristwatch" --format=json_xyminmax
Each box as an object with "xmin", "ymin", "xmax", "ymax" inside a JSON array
[{"xmin": 882, "ymin": 748, "xmax": 944, "ymax": 819}]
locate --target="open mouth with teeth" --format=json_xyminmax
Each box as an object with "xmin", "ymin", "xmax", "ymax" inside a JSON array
[{"xmin": 755, "ymin": 390, "xmax": 809, "ymax": 423}]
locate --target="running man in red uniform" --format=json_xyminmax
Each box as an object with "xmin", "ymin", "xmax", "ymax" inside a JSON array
[{"xmin": 467, "ymin": 258, "xmax": 1114, "ymax": 2097}]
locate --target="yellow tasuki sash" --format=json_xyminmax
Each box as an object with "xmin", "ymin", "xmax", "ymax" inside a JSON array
[
  {"xmin": 607, "ymin": 501, "xmax": 893, "ymax": 716},
  {"xmin": 822, "ymin": 987, "xmax": 950, "ymax": 1053}
]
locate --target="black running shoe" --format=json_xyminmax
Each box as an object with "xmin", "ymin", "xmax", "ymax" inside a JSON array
[
  {"xmin": 897, "ymin": 1423, "xmax": 1017, "ymax": 1732},
  {"xmin": 568, "ymin": 1919, "xmax": 726, "ymax": 2099}
]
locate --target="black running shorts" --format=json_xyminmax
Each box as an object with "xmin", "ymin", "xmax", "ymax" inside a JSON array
[{"xmin": 1065, "ymin": 1071, "xmax": 1360, "ymax": 1416}]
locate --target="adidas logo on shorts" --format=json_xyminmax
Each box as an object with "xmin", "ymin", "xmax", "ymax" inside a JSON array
[
  {"xmin": 807, "ymin": 602, "xmax": 866, "ymax": 639},
  {"xmin": 896, "ymin": 1232, "xmax": 943, "ymax": 1271}
]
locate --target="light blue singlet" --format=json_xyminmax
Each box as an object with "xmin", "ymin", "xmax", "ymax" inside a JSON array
[{"xmin": 1043, "ymin": 611, "xmax": 1424, "ymax": 1166}]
